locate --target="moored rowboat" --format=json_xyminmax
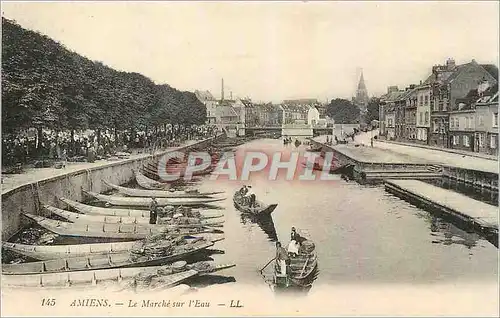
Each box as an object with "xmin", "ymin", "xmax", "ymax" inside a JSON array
[
  {"xmin": 59, "ymin": 198, "xmax": 224, "ymax": 219},
  {"xmin": 233, "ymin": 192, "xmax": 278, "ymax": 216},
  {"xmin": 59, "ymin": 197, "xmax": 150, "ymax": 217},
  {"xmin": 102, "ymin": 180, "xmax": 223, "ymax": 198},
  {"xmin": 23, "ymin": 213, "xmax": 222, "ymax": 239},
  {"xmin": 135, "ymin": 170, "xmax": 171, "ymax": 190},
  {"xmin": 2, "ymin": 240, "xmax": 215, "ymax": 275},
  {"xmin": 2, "ymin": 261, "xmax": 235, "ymax": 288},
  {"xmin": 59, "ymin": 198, "xmax": 223, "ymax": 219},
  {"xmin": 83, "ymin": 190, "xmax": 225, "ymax": 207},
  {"xmin": 2, "ymin": 233, "xmax": 225, "ymax": 260},
  {"xmin": 44, "ymin": 205, "xmax": 224, "ymax": 227}
]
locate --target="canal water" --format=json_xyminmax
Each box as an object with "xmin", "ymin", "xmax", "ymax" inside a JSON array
[
  {"xmin": 195, "ymin": 138, "xmax": 498, "ymax": 287},
  {"xmin": 3, "ymin": 137, "xmax": 498, "ymax": 290}
]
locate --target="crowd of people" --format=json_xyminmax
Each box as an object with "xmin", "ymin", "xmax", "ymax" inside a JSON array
[{"xmin": 2, "ymin": 124, "xmax": 220, "ymax": 169}]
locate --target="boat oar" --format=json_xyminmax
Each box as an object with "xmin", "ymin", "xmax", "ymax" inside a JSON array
[{"xmin": 259, "ymin": 257, "xmax": 276, "ymax": 274}]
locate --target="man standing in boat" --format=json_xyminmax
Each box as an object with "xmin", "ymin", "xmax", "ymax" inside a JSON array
[
  {"xmin": 275, "ymin": 241, "xmax": 289, "ymax": 275},
  {"xmin": 149, "ymin": 197, "xmax": 158, "ymax": 224}
]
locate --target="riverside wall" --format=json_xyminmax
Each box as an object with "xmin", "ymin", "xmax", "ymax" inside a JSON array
[{"xmin": 1, "ymin": 135, "xmax": 223, "ymax": 240}]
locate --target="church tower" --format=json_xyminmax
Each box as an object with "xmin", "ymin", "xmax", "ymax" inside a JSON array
[{"xmin": 355, "ymin": 70, "xmax": 369, "ymax": 110}]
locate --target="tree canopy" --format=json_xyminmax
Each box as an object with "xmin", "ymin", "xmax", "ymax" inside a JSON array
[
  {"xmin": 1, "ymin": 18, "xmax": 206, "ymax": 135},
  {"xmin": 366, "ymin": 97, "xmax": 381, "ymax": 123},
  {"xmin": 325, "ymin": 98, "xmax": 360, "ymax": 124}
]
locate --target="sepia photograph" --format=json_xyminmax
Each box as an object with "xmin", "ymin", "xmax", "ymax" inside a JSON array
[{"xmin": 1, "ymin": 1, "xmax": 499, "ymax": 316}]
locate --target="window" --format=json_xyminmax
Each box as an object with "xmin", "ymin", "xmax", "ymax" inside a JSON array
[
  {"xmin": 478, "ymin": 115, "xmax": 484, "ymax": 126},
  {"xmin": 424, "ymin": 112, "xmax": 429, "ymax": 125},
  {"xmin": 450, "ymin": 119, "xmax": 455, "ymax": 128},
  {"xmin": 419, "ymin": 112, "xmax": 423, "ymax": 125},
  {"xmin": 453, "ymin": 135, "xmax": 459, "ymax": 145},
  {"xmin": 424, "ymin": 95, "xmax": 429, "ymax": 106},
  {"xmin": 433, "ymin": 121, "xmax": 439, "ymax": 133},
  {"xmin": 491, "ymin": 135, "xmax": 497, "ymax": 149},
  {"xmin": 469, "ymin": 116, "xmax": 474, "ymax": 129},
  {"xmin": 493, "ymin": 113, "xmax": 498, "ymax": 127},
  {"xmin": 463, "ymin": 135, "xmax": 470, "ymax": 147},
  {"xmin": 418, "ymin": 96, "xmax": 422, "ymax": 107},
  {"xmin": 479, "ymin": 134, "xmax": 484, "ymax": 147}
]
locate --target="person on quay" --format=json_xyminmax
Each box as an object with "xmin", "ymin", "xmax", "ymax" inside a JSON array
[
  {"xmin": 149, "ymin": 197, "xmax": 159, "ymax": 224},
  {"xmin": 276, "ymin": 242, "xmax": 290, "ymax": 275}
]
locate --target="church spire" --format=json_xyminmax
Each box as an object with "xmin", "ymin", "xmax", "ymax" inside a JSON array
[
  {"xmin": 358, "ymin": 70, "xmax": 366, "ymax": 90},
  {"xmin": 355, "ymin": 69, "xmax": 369, "ymax": 108}
]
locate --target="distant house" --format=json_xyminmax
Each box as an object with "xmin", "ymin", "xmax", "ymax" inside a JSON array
[
  {"xmin": 280, "ymin": 104, "xmax": 309, "ymax": 125},
  {"xmin": 194, "ymin": 90, "xmax": 217, "ymax": 124},
  {"xmin": 379, "ymin": 86, "xmax": 404, "ymax": 140},
  {"xmin": 423, "ymin": 58, "xmax": 497, "ymax": 148},
  {"xmin": 474, "ymin": 84, "xmax": 498, "ymax": 156}
]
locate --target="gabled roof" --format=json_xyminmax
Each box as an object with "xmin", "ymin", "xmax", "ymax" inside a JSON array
[
  {"xmin": 380, "ymin": 90, "xmax": 405, "ymax": 102},
  {"xmin": 480, "ymin": 64, "xmax": 499, "ymax": 81},
  {"xmin": 281, "ymin": 104, "xmax": 310, "ymax": 112},
  {"xmin": 194, "ymin": 90, "xmax": 215, "ymax": 101},
  {"xmin": 216, "ymin": 105, "xmax": 238, "ymax": 117}
]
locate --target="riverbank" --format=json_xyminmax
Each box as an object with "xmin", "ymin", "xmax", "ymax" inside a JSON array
[{"xmin": 1, "ymin": 136, "xmax": 223, "ymax": 240}]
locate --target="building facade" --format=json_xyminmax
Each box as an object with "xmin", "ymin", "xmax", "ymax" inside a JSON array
[
  {"xmin": 415, "ymin": 84, "xmax": 431, "ymax": 144},
  {"xmin": 474, "ymin": 85, "xmax": 499, "ymax": 156},
  {"xmin": 194, "ymin": 90, "xmax": 217, "ymax": 124},
  {"xmin": 425, "ymin": 58, "xmax": 497, "ymax": 147}
]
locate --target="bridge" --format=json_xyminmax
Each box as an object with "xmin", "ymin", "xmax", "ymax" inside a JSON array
[{"xmin": 242, "ymin": 125, "xmax": 333, "ymax": 137}]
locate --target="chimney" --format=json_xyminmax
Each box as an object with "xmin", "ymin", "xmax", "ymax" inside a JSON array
[
  {"xmin": 230, "ymin": 91, "xmax": 233, "ymax": 100},
  {"xmin": 221, "ymin": 78, "xmax": 224, "ymax": 101}
]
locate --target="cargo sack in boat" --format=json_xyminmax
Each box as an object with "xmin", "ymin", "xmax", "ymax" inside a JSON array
[{"xmin": 300, "ymin": 240, "xmax": 315, "ymax": 254}]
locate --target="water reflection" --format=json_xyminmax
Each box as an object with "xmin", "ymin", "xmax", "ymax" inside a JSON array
[
  {"xmin": 239, "ymin": 213, "xmax": 278, "ymax": 242},
  {"xmin": 429, "ymin": 216, "xmax": 481, "ymax": 249}
]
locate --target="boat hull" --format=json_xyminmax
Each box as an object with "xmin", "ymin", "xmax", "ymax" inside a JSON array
[
  {"xmin": 103, "ymin": 180, "xmax": 223, "ymax": 198},
  {"xmin": 2, "ymin": 233, "xmax": 225, "ymax": 260},
  {"xmin": 2, "ymin": 241, "xmax": 214, "ymax": 275},
  {"xmin": 44, "ymin": 205, "xmax": 224, "ymax": 227},
  {"xmin": 59, "ymin": 198, "xmax": 224, "ymax": 219},
  {"xmin": 232, "ymin": 193, "xmax": 277, "ymax": 216},
  {"xmin": 23, "ymin": 213, "xmax": 222, "ymax": 239},
  {"xmin": 83, "ymin": 190, "xmax": 225, "ymax": 207}
]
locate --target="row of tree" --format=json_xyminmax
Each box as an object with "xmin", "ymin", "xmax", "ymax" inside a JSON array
[
  {"xmin": 2, "ymin": 18, "xmax": 206, "ymax": 138},
  {"xmin": 325, "ymin": 97, "xmax": 380, "ymax": 124}
]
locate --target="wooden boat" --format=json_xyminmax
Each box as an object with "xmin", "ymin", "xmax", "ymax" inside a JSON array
[
  {"xmin": 83, "ymin": 190, "xmax": 225, "ymax": 207},
  {"xmin": 60, "ymin": 197, "xmax": 151, "ymax": 217},
  {"xmin": 44, "ymin": 205, "xmax": 224, "ymax": 227},
  {"xmin": 2, "ymin": 234, "xmax": 225, "ymax": 260},
  {"xmin": 143, "ymin": 163, "xmax": 213, "ymax": 178},
  {"xmin": 2, "ymin": 261, "xmax": 236, "ymax": 288},
  {"xmin": 272, "ymin": 239, "xmax": 318, "ymax": 291},
  {"xmin": 2, "ymin": 239, "xmax": 215, "ymax": 275},
  {"xmin": 102, "ymin": 180, "xmax": 223, "ymax": 198},
  {"xmin": 59, "ymin": 197, "xmax": 224, "ymax": 220},
  {"xmin": 135, "ymin": 170, "xmax": 171, "ymax": 190},
  {"xmin": 23, "ymin": 213, "xmax": 222, "ymax": 239},
  {"xmin": 232, "ymin": 192, "xmax": 278, "ymax": 216}
]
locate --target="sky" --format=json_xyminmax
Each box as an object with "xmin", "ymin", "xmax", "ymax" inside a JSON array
[{"xmin": 2, "ymin": 1, "xmax": 499, "ymax": 103}]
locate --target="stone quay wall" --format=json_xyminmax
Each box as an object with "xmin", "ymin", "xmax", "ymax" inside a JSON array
[{"xmin": 1, "ymin": 135, "xmax": 224, "ymax": 240}]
